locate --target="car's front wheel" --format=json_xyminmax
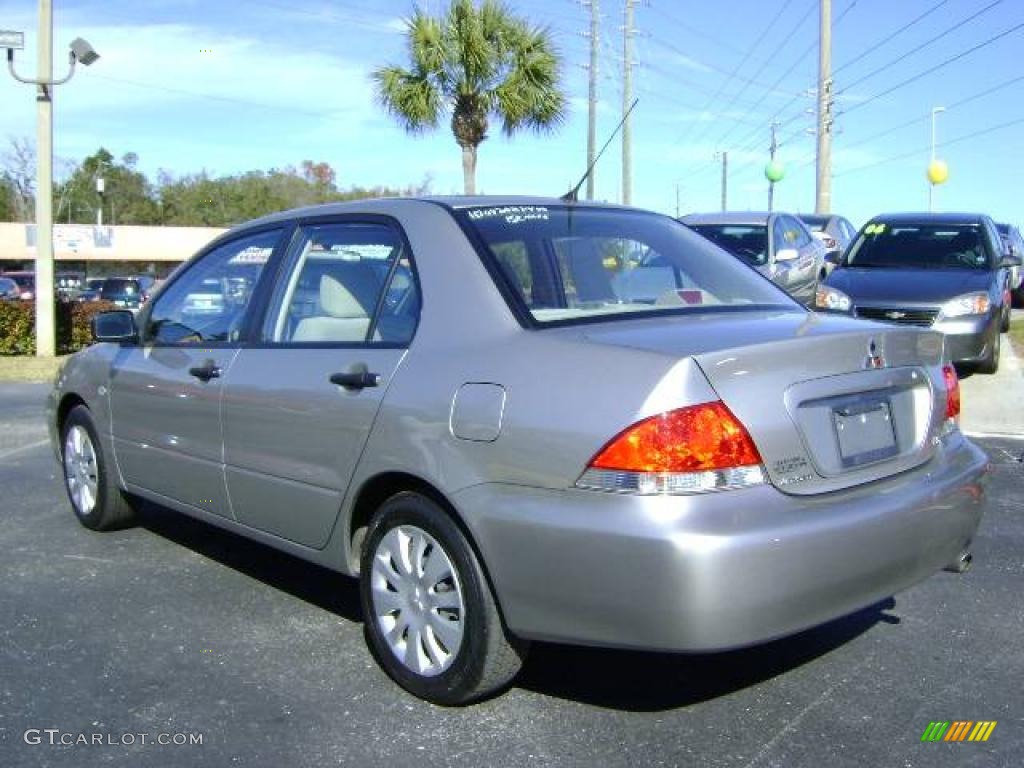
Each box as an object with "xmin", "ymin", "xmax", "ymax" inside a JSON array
[
  {"xmin": 359, "ymin": 491, "xmax": 527, "ymax": 705},
  {"xmin": 61, "ymin": 405, "xmax": 138, "ymax": 530}
]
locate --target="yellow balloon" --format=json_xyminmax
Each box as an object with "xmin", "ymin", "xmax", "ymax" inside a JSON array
[{"xmin": 927, "ymin": 159, "xmax": 949, "ymax": 185}]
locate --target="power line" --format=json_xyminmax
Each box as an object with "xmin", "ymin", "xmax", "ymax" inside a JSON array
[
  {"xmin": 835, "ymin": 115, "xmax": 1024, "ymax": 177},
  {"xmin": 840, "ymin": 72, "xmax": 1024, "ymax": 153},
  {"xmin": 842, "ymin": 21, "xmax": 1024, "ymax": 116},
  {"xmin": 833, "ymin": 0, "xmax": 950, "ymax": 75},
  {"xmin": 839, "ymin": 0, "xmax": 1005, "ymax": 94},
  {"xmin": 670, "ymin": 0, "xmax": 798, "ymax": 152}
]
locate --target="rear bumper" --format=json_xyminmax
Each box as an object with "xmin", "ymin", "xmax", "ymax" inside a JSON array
[{"xmin": 454, "ymin": 432, "xmax": 988, "ymax": 651}]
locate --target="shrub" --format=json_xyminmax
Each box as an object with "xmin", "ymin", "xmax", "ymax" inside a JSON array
[{"xmin": 0, "ymin": 299, "xmax": 120, "ymax": 356}]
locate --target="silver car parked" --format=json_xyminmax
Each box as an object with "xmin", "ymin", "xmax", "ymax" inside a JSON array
[
  {"xmin": 49, "ymin": 197, "xmax": 987, "ymax": 705},
  {"xmin": 682, "ymin": 211, "xmax": 827, "ymax": 304}
]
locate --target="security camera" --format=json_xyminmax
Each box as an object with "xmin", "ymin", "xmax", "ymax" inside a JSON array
[{"xmin": 69, "ymin": 37, "xmax": 99, "ymax": 66}]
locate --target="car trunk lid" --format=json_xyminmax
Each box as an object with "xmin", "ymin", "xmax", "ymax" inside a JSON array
[{"xmin": 576, "ymin": 310, "xmax": 948, "ymax": 495}]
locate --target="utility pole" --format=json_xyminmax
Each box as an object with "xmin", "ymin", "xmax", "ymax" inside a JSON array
[
  {"xmin": 675, "ymin": 182, "xmax": 680, "ymax": 218},
  {"xmin": 622, "ymin": 0, "xmax": 635, "ymax": 205},
  {"xmin": 815, "ymin": 0, "xmax": 833, "ymax": 214},
  {"xmin": 36, "ymin": 1, "xmax": 55, "ymax": 357},
  {"xmin": 716, "ymin": 151, "xmax": 728, "ymax": 211},
  {"xmin": 585, "ymin": 0, "xmax": 599, "ymax": 200},
  {"xmin": 768, "ymin": 122, "xmax": 779, "ymax": 212}
]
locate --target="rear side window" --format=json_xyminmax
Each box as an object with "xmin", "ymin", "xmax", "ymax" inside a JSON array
[
  {"xmin": 264, "ymin": 221, "xmax": 419, "ymax": 345},
  {"xmin": 459, "ymin": 206, "xmax": 794, "ymax": 325}
]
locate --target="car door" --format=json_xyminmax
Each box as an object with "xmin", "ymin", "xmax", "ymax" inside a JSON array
[
  {"xmin": 219, "ymin": 218, "xmax": 420, "ymax": 548},
  {"xmin": 109, "ymin": 228, "xmax": 284, "ymax": 519}
]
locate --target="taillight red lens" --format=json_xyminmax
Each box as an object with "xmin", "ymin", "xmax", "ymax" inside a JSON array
[
  {"xmin": 943, "ymin": 364, "xmax": 960, "ymax": 420},
  {"xmin": 589, "ymin": 401, "xmax": 762, "ymax": 473}
]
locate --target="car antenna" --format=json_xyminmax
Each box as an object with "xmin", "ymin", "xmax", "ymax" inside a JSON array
[{"xmin": 561, "ymin": 98, "xmax": 638, "ymax": 203}]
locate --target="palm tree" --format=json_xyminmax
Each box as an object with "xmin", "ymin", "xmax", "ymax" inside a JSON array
[{"xmin": 372, "ymin": 0, "xmax": 566, "ymax": 195}]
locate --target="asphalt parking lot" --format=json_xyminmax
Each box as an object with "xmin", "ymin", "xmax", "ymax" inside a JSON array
[{"xmin": 1, "ymin": 375, "xmax": 1022, "ymax": 768}]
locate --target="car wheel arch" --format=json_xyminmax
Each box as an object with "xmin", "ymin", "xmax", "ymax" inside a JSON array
[
  {"xmin": 347, "ymin": 472, "xmax": 485, "ymax": 578},
  {"xmin": 57, "ymin": 393, "xmax": 89, "ymax": 435}
]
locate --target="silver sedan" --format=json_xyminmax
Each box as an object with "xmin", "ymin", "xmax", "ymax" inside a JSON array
[{"xmin": 48, "ymin": 197, "xmax": 987, "ymax": 705}]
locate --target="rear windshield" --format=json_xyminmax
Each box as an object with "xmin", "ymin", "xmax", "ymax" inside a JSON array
[
  {"xmin": 458, "ymin": 206, "xmax": 795, "ymax": 325},
  {"xmin": 101, "ymin": 279, "xmax": 140, "ymax": 297},
  {"xmin": 846, "ymin": 223, "xmax": 992, "ymax": 270},
  {"xmin": 687, "ymin": 223, "xmax": 768, "ymax": 266},
  {"xmin": 798, "ymin": 215, "xmax": 828, "ymax": 231}
]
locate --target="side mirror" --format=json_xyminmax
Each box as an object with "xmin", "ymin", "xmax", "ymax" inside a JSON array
[
  {"xmin": 999, "ymin": 253, "xmax": 1022, "ymax": 268},
  {"xmin": 775, "ymin": 247, "xmax": 799, "ymax": 262},
  {"xmin": 92, "ymin": 310, "xmax": 138, "ymax": 343}
]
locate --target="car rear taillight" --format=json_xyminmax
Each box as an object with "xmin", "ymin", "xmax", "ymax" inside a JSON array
[
  {"xmin": 943, "ymin": 364, "xmax": 960, "ymax": 422},
  {"xmin": 575, "ymin": 401, "xmax": 766, "ymax": 495}
]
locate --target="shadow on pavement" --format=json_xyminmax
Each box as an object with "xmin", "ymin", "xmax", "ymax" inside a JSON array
[
  {"xmin": 136, "ymin": 500, "xmax": 898, "ymax": 713},
  {"xmin": 137, "ymin": 502, "xmax": 364, "ymax": 624},
  {"xmin": 514, "ymin": 598, "xmax": 899, "ymax": 712}
]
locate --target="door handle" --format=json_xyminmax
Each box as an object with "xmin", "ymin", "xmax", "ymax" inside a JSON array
[
  {"xmin": 189, "ymin": 361, "xmax": 222, "ymax": 382},
  {"xmin": 329, "ymin": 371, "xmax": 380, "ymax": 390}
]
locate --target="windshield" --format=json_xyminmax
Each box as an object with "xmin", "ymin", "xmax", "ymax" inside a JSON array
[
  {"xmin": 458, "ymin": 206, "xmax": 795, "ymax": 325},
  {"xmin": 846, "ymin": 223, "xmax": 992, "ymax": 270},
  {"xmin": 687, "ymin": 223, "xmax": 769, "ymax": 266}
]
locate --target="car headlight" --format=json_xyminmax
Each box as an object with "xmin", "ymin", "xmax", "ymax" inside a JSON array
[
  {"xmin": 815, "ymin": 284, "xmax": 851, "ymax": 312},
  {"xmin": 938, "ymin": 292, "xmax": 990, "ymax": 319}
]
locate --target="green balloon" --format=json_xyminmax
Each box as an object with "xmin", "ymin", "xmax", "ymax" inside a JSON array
[{"xmin": 765, "ymin": 160, "xmax": 785, "ymax": 183}]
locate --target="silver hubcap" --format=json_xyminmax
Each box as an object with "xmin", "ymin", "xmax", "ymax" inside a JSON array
[
  {"xmin": 63, "ymin": 425, "xmax": 98, "ymax": 516},
  {"xmin": 370, "ymin": 525, "xmax": 465, "ymax": 676}
]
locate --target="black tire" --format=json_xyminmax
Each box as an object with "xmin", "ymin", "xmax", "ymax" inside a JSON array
[
  {"xmin": 977, "ymin": 329, "xmax": 1000, "ymax": 374},
  {"xmin": 359, "ymin": 491, "xmax": 527, "ymax": 705},
  {"xmin": 60, "ymin": 405, "xmax": 138, "ymax": 531},
  {"xmin": 1000, "ymin": 303, "xmax": 1010, "ymax": 333}
]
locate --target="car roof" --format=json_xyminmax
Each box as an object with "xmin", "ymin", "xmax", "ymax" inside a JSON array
[
  {"xmin": 236, "ymin": 195, "xmax": 636, "ymax": 229},
  {"xmin": 681, "ymin": 211, "xmax": 780, "ymax": 226},
  {"xmin": 866, "ymin": 212, "xmax": 991, "ymax": 226}
]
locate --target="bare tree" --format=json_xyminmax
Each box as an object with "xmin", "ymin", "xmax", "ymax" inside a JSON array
[{"xmin": 2, "ymin": 136, "xmax": 36, "ymax": 221}]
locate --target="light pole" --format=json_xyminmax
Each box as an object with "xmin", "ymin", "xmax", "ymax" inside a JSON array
[
  {"xmin": 2, "ymin": 10, "xmax": 99, "ymax": 357},
  {"xmin": 929, "ymin": 106, "xmax": 946, "ymax": 213}
]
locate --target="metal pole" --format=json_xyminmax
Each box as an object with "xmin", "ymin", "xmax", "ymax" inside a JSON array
[
  {"xmin": 768, "ymin": 122, "xmax": 779, "ymax": 212},
  {"xmin": 36, "ymin": 0, "xmax": 55, "ymax": 357},
  {"xmin": 814, "ymin": 0, "xmax": 832, "ymax": 215},
  {"xmin": 622, "ymin": 0, "xmax": 634, "ymax": 205},
  {"xmin": 675, "ymin": 182, "xmax": 680, "ymax": 218},
  {"xmin": 720, "ymin": 151, "xmax": 728, "ymax": 212},
  {"xmin": 586, "ymin": 0, "xmax": 599, "ymax": 200}
]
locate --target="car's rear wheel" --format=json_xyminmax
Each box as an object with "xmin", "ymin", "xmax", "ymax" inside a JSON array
[
  {"xmin": 61, "ymin": 405, "xmax": 137, "ymax": 530},
  {"xmin": 1000, "ymin": 297, "xmax": 1011, "ymax": 333},
  {"xmin": 359, "ymin": 491, "xmax": 527, "ymax": 705},
  {"xmin": 977, "ymin": 329, "xmax": 1000, "ymax": 374}
]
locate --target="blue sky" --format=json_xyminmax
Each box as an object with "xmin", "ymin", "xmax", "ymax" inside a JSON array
[{"xmin": 1, "ymin": 0, "xmax": 1023, "ymax": 228}]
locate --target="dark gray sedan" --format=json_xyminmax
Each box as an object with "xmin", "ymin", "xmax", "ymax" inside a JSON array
[
  {"xmin": 681, "ymin": 211, "xmax": 826, "ymax": 304},
  {"xmin": 48, "ymin": 197, "xmax": 987, "ymax": 704},
  {"xmin": 817, "ymin": 213, "xmax": 1019, "ymax": 373}
]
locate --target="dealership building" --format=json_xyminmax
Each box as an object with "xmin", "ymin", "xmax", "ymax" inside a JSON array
[{"xmin": 0, "ymin": 222, "xmax": 225, "ymax": 280}]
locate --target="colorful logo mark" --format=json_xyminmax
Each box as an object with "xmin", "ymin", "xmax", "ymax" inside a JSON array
[{"xmin": 921, "ymin": 721, "xmax": 997, "ymax": 742}]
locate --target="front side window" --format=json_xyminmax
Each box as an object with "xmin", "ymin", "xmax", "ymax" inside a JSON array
[
  {"xmin": 459, "ymin": 206, "xmax": 794, "ymax": 325},
  {"xmin": 847, "ymin": 223, "xmax": 992, "ymax": 270},
  {"xmin": 265, "ymin": 221, "xmax": 419, "ymax": 345},
  {"xmin": 146, "ymin": 229, "xmax": 280, "ymax": 344}
]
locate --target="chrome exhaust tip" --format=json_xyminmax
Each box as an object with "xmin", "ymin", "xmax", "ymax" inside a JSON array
[{"xmin": 944, "ymin": 551, "xmax": 973, "ymax": 574}]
